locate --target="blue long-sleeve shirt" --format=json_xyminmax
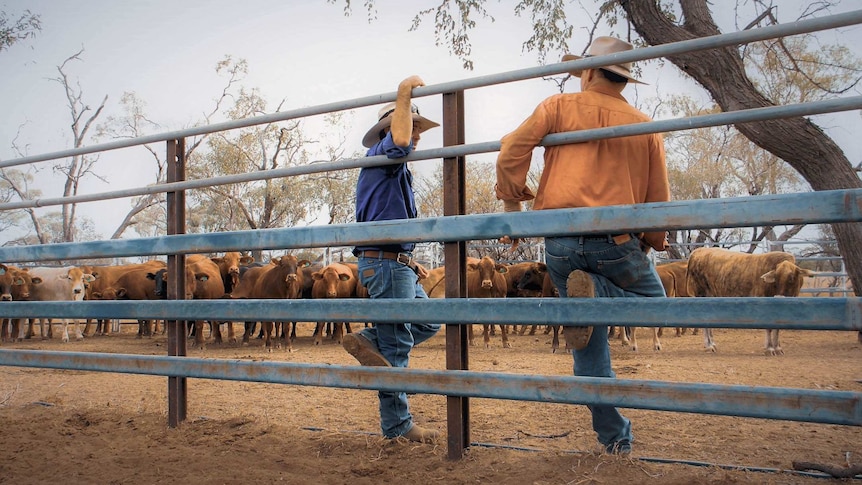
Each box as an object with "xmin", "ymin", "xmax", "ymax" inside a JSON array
[{"xmin": 354, "ymin": 132, "xmax": 417, "ymax": 255}]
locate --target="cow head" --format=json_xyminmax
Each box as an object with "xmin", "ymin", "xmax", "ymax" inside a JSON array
[
  {"xmin": 517, "ymin": 262, "xmax": 548, "ymax": 291},
  {"xmin": 212, "ymin": 252, "xmax": 255, "ymax": 293},
  {"xmin": 468, "ymin": 256, "xmax": 508, "ymax": 290},
  {"xmin": 760, "ymin": 261, "xmax": 815, "ymax": 297},
  {"xmin": 312, "ymin": 265, "xmax": 354, "ymax": 298},
  {"xmin": 148, "ymin": 269, "xmax": 168, "ymax": 299}
]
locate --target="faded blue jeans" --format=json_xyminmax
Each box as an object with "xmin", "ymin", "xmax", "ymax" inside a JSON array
[
  {"xmin": 356, "ymin": 255, "xmax": 441, "ymax": 438},
  {"xmin": 544, "ymin": 234, "xmax": 666, "ymax": 449}
]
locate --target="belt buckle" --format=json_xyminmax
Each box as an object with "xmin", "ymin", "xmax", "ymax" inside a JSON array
[{"xmin": 396, "ymin": 252, "xmax": 412, "ymax": 265}]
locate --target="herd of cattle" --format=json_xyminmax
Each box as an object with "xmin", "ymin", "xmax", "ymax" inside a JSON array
[{"xmin": 0, "ymin": 247, "xmax": 817, "ymax": 355}]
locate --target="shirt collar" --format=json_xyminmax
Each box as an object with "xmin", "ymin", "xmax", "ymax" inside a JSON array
[{"xmin": 586, "ymin": 83, "xmax": 627, "ymax": 102}]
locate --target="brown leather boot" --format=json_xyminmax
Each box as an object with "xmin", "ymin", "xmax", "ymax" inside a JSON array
[
  {"xmin": 401, "ymin": 424, "xmax": 440, "ymax": 444},
  {"xmin": 342, "ymin": 333, "xmax": 391, "ymax": 367},
  {"xmin": 564, "ymin": 270, "xmax": 595, "ymax": 351}
]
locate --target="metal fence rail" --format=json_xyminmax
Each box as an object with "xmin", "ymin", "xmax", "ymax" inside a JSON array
[{"xmin": 1, "ymin": 350, "xmax": 859, "ymax": 426}]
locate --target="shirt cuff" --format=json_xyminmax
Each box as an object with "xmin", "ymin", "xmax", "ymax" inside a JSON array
[{"xmin": 503, "ymin": 200, "xmax": 521, "ymax": 212}]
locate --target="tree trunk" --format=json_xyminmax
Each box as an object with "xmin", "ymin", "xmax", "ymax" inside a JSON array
[{"xmin": 620, "ymin": 0, "xmax": 862, "ymax": 297}]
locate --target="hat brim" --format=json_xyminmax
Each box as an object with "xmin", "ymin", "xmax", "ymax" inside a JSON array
[
  {"xmin": 362, "ymin": 113, "xmax": 440, "ymax": 148},
  {"xmin": 561, "ymin": 54, "xmax": 646, "ymax": 85}
]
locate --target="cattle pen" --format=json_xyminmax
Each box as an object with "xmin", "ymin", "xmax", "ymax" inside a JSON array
[{"xmin": 1, "ymin": 8, "xmax": 862, "ymax": 477}]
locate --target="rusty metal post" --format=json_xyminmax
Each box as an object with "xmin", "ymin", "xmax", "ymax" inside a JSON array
[
  {"xmin": 166, "ymin": 138, "xmax": 188, "ymax": 427},
  {"xmin": 442, "ymin": 90, "xmax": 469, "ymax": 459}
]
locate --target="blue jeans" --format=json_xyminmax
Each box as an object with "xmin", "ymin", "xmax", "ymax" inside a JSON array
[
  {"xmin": 356, "ymin": 256, "xmax": 441, "ymax": 438},
  {"xmin": 544, "ymin": 235, "xmax": 666, "ymax": 448}
]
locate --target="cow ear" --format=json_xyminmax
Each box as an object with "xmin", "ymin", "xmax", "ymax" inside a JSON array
[
  {"xmin": 537, "ymin": 262, "xmax": 547, "ymax": 271},
  {"xmin": 91, "ymin": 292, "xmax": 102, "ymax": 299},
  {"xmin": 211, "ymin": 257, "xmax": 223, "ymax": 264},
  {"xmin": 467, "ymin": 263, "xmax": 478, "ymax": 271},
  {"xmin": 496, "ymin": 266, "xmax": 508, "ymax": 274},
  {"xmin": 800, "ymin": 268, "xmax": 816, "ymax": 277},
  {"xmin": 760, "ymin": 270, "xmax": 777, "ymax": 284},
  {"xmin": 312, "ymin": 272, "xmax": 323, "ymax": 280},
  {"xmin": 0, "ymin": 266, "xmax": 6, "ymax": 275},
  {"xmin": 299, "ymin": 260, "xmax": 311, "ymax": 268},
  {"xmin": 241, "ymin": 256, "xmax": 255, "ymax": 265},
  {"xmin": 147, "ymin": 273, "xmax": 156, "ymax": 280},
  {"xmin": 272, "ymin": 256, "xmax": 282, "ymax": 264},
  {"xmin": 31, "ymin": 277, "xmax": 43, "ymax": 285},
  {"xmin": 117, "ymin": 289, "xmax": 128, "ymax": 298},
  {"xmin": 339, "ymin": 274, "xmax": 351, "ymax": 281},
  {"xmin": 198, "ymin": 274, "xmax": 209, "ymax": 282},
  {"xmin": 84, "ymin": 274, "xmax": 95, "ymax": 282},
  {"xmin": 13, "ymin": 277, "xmax": 24, "ymax": 285}
]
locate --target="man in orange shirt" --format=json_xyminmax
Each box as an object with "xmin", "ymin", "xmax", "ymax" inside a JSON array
[{"xmin": 495, "ymin": 36, "xmax": 670, "ymax": 455}]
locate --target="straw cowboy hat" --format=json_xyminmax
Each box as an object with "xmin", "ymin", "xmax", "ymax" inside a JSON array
[
  {"xmin": 561, "ymin": 36, "xmax": 646, "ymax": 85},
  {"xmin": 362, "ymin": 102, "xmax": 440, "ymax": 148}
]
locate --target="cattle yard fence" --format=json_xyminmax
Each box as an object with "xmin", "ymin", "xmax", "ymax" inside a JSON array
[{"xmin": 1, "ymin": 9, "xmax": 862, "ymax": 462}]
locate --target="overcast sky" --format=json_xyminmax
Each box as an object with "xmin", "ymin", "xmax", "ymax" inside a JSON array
[{"xmin": 2, "ymin": 1, "xmax": 861, "ymax": 243}]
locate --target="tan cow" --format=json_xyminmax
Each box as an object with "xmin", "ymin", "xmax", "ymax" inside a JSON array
[
  {"xmin": 27, "ymin": 266, "xmax": 95, "ymax": 342},
  {"xmin": 656, "ymin": 261, "xmax": 693, "ymax": 337},
  {"xmin": 686, "ymin": 248, "xmax": 814, "ymax": 355},
  {"xmin": 311, "ymin": 262, "xmax": 356, "ymax": 345}
]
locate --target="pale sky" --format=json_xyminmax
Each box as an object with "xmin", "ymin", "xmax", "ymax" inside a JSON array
[{"xmin": 2, "ymin": 1, "xmax": 861, "ymax": 243}]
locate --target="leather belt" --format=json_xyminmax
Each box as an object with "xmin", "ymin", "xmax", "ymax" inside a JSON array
[
  {"xmin": 582, "ymin": 234, "xmax": 633, "ymax": 245},
  {"xmin": 359, "ymin": 250, "xmax": 413, "ymax": 265}
]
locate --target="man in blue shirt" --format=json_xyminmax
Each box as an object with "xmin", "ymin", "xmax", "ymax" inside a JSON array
[{"xmin": 343, "ymin": 75, "xmax": 442, "ymax": 444}]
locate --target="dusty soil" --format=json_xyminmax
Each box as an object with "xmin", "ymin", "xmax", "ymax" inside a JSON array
[{"xmin": 1, "ymin": 323, "xmax": 860, "ymax": 485}]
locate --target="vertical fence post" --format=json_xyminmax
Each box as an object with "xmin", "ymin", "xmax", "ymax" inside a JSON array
[
  {"xmin": 442, "ymin": 90, "xmax": 469, "ymax": 459},
  {"xmin": 166, "ymin": 138, "xmax": 188, "ymax": 427}
]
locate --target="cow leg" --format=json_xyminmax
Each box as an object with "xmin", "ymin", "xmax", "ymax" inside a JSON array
[
  {"xmin": 61, "ymin": 319, "xmax": 71, "ymax": 343},
  {"xmin": 262, "ymin": 322, "xmax": 274, "ymax": 352},
  {"xmin": 653, "ymin": 327, "xmax": 662, "ymax": 351},
  {"xmin": 765, "ymin": 329, "xmax": 783, "ymax": 356},
  {"xmin": 703, "ymin": 328, "xmax": 717, "ymax": 352},
  {"xmin": 467, "ymin": 324, "xmax": 476, "ymax": 347},
  {"xmin": 194, "ymin": 320, "xmax": 206, "ymax": 349},
  {"xmin": 482, "ymin": 324, "xmax": 491, "ymax": 348},
  {"xmin": 499, "ymin": 324, "xmax": 511, "ymax": 349},
  {"xmin": 83, "ymin": 319, "xmax": 94, "ymax": 337},
  {"xmin": 241, "ymin": 322, "xmax": 255, "ymax": 346},
  {"xmin": 628, "ymin": 327, "xmax": 638, "ymax": 352},
  {"xmin": 289, "ymin": 322, "xmax": 298, "ymax": 341},
  {"xmin": 333, "ymin": 323, "xmax": 344, "ymax": 344},
  {"xmin": 550, "ymin": 325, "xmax": 561, "ymax": 353},
  {"xmin": 313, "ymin": 322, "xmax": 326, "ymax": 345},
  {"xmin": 620, "ymin": 326, "xmax": 631, "ymax": 347},
  {"xmin": 73, "ymin": 319, "xmax": 84, "ymax": 341},
  {"xmin": 212, "ymin": 322, "xmax": 224, "ymax": 345}
]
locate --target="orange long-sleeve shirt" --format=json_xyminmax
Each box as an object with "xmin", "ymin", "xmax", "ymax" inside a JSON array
[{"xmin": 495, "ymin": 84, "xmax": 669, "ymax": 250}]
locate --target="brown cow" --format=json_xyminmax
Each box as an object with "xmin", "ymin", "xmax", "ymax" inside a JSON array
[
  {"xmin": 1, "ymin": 265, "xmax": 43, "ymax": 342},
  {"xmin": 311, "ymin": 262, "xmax": 356, "ymax": 345},
  {"xmin": 210, "ymin": 252, "xmax": 255, "ymax": 344},
  {"xmin": 249, "ymin": 255, "xmax": 310, "ymax": 352},
  {"xmin": 90, "ymin": 266, "xmax": 168, "ymax": 338},
  {"xmin": 466, "ymin": 256, "xmax": 509, "ymax": 348},
  {"xmin": 84, "ymin": 260, "xmax": 166, "ymax": 336},
  {"xmin": 686, "ymin": 248, "xmax": 814, "ymax": 355},
  {"xmin": 506, "ymin": 261, "xmax": 548, "ymax": 336},
  {"xmin": 185, "ymin": 255, "xmax": 227, "ymax": 349}
]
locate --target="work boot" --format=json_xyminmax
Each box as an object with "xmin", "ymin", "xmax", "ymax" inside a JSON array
[
  {"xmin": 342, "ymin": 333, "xmax": 391, "ymax": 367},
  {"xmin": 564, "ymin": 270, "xmax": 595, "ymax": 351},
  {"xmin": 401, "ymin": 424, "xmax": 440, "ymax": 444}
]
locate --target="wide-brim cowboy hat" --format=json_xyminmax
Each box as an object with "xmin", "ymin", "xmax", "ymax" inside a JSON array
[
  {"xmin": 562, "ymin": 36, "xmax": 647, "ymax": 85},
  {"xmin": 362, "ymin": 101, "xmax": 440, "ymax": 148}
]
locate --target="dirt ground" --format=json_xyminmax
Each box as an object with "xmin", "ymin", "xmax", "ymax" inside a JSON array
[{"xmin": 1, "ymin": 323, "xmax": 860, "ymax": 485}]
